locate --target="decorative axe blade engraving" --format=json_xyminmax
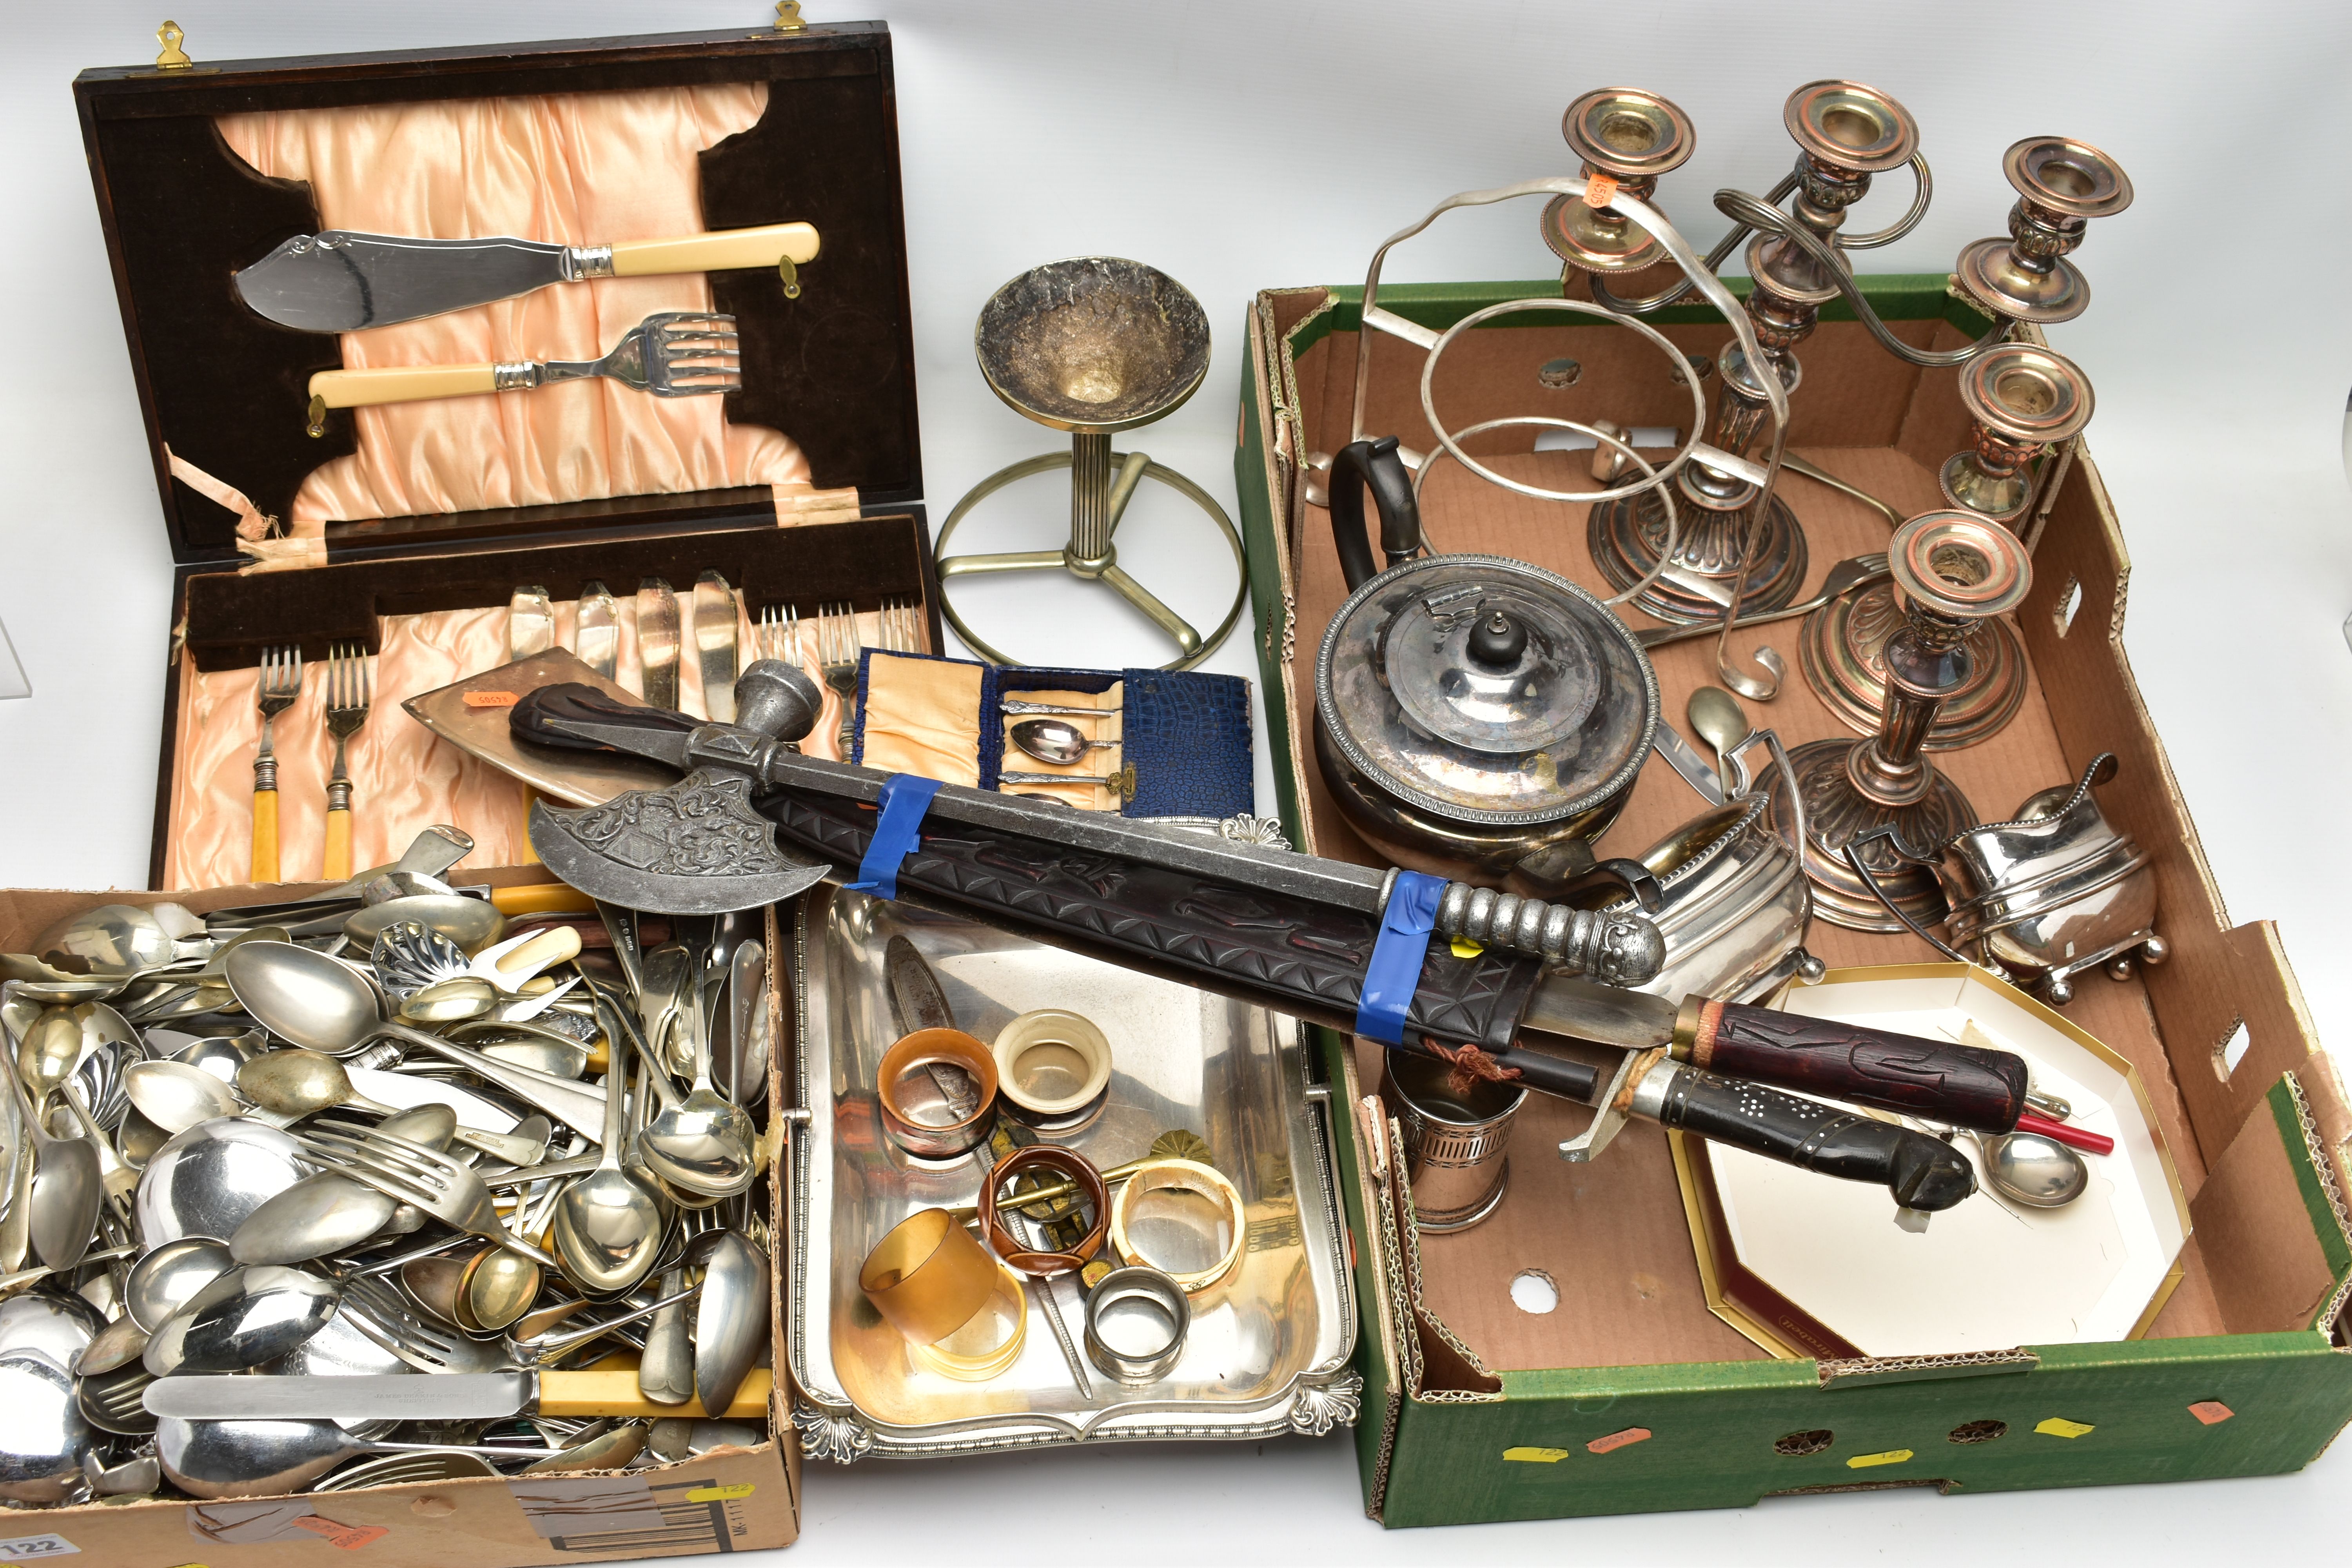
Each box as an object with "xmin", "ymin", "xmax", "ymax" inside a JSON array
[{"xmin": 527, "ymin": 772, "xmax": 829, "ymax": 915}]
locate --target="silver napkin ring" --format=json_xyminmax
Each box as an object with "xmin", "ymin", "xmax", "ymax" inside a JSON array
[{"xmin": 1083, "ymin": 1265, "xmax": 1190, "ymax": 1385}]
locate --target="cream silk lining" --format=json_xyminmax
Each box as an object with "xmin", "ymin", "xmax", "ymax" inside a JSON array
[
  {"xmin": 163, "ymin": 83, "xmax": 871, "ymax": 887},
  {"xmin": 165, "ymin": 604, "xmax": 900, "ymax": 889},
  {"xmin": 859, "ymin": 654, "xmax": 1123, "ymax": 812},
  {"xmin": 214, "ymin": 83, "xmax": 812, "ymax": 534}
]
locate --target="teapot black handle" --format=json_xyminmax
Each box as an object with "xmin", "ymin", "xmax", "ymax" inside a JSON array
[{"xmin": 1328, "ymin": 437, "xmax": 1423, "ymax": 592}]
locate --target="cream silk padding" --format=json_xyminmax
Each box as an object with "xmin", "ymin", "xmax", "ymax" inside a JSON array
[
  {"xmin": 215, "ymin": 83, "xmax": 809, "ymax": 528},
  {"xmin": 164, "ymin": 605, "xmax": 897, "ymax": 890},
  {"xmin": 856, "ymin": 653, "xmax": 1122, "ymax": 811}
]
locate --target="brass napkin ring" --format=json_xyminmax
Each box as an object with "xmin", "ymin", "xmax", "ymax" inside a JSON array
[{"xmin": 858, "ymin": 1207, "xmax": 1000, "ymax": 1346}]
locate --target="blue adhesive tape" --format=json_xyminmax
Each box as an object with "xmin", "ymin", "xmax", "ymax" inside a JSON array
[
  {"xmin": 1356, "ymin": 870, "xmax": 1444, "ymax": 1044},
  {"xmin": 845, "ymin": 773, "xmax": 944, "ymax": 901}
]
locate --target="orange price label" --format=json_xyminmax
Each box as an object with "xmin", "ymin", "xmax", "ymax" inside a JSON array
[
  {"xmin": 462, "ymin": 690, "xmax": 521, "ymax": 708},
  {"xmin": 289, "ymin": 1518, "xmax": 388, "ymax": 1552},
  {"xmin": 1582, "ymin": 173, "xmax": 1621, "ymax": 209}
]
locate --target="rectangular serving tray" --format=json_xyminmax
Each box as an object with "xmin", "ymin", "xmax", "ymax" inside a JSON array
[{"xmin": 784, "ymin": 884, "xmax": 1360, "ymax": 1458}]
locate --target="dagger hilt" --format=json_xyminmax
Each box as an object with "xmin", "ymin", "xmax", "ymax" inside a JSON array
[{"xmin": 1429, "ymin": 879, "xmax": 1665, "ymax": 985}]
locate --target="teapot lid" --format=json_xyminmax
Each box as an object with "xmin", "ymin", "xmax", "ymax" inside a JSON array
[{"xmin": 1316, "ymin": 555, "xmax": 1657, "ymax": 826}]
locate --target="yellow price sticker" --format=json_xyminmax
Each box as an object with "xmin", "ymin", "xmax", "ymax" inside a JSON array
[
  {"xmin": 2036, "ymin": 1417, "xmax": 2095, "ymax": 1439},
  {"xmin": 1450, "ymin": 936, "xmax": 1485, "ymax": 959},
  {"xmin": 1501, "ymin": 1446, "xmax": 1570, "ymax": 1464},
  {"xmin": 1846, "ymin": 1449, "xmax": 1913, "ymax": 1469},
  {"xmin": 686, "ymin": 1483, "xmax": 756, "ymax": 1503}
]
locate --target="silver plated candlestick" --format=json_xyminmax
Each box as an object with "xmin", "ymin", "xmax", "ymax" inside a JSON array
[
  {"xmin": 1589, "ymin": 82, "xmax": 1920, "ymax": 624},
  {"xmin": 1542, "ymin": 87, "xmax": 1697, "ymax": 278},
  {"xmin": 1761, "ymin": 512, "xmax": 2032, "ymax": 931},
  {"xmin": 1801, "ymin": 343, "xmax": 2092, "ymax": 750},
  {"xmin": 1952, "ymin": 138, "xmax": 2134, "ymax": 327}
]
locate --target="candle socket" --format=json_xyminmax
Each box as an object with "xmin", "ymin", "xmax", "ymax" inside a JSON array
[{"xmin": 1952, "ymin": 137, "xmax": 2134, "ymax": 326}]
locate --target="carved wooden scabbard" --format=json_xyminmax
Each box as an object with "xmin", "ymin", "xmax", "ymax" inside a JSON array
[{"xmin": 759, "ymin": 789, "xmax": 1541, "ymax": 1051}]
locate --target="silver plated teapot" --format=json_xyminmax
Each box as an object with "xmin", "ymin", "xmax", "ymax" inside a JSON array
[{"xmin": 1313, "ymin": 438, "xmax": 1659, "ymax": 897}]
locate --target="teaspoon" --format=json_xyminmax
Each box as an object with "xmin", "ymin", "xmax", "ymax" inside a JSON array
[
  {"xmin": 1976, "ymin": 1129, "xmax": 2089, "ymax": 1208},
  {"xmin": 1687, "ymin": 686, "xmax": 1753, "ymax": 796},
  {"xmin": 1009, "ymin": 717, "xmax": 1115, "ymax": 766},
  {"xmin": 637, "ymin": 971, "xmax": 755, "ymax": 1198},
  {"xmin": 236, "ymin": 1048, "xmax": 546, "ymax": 1166}
]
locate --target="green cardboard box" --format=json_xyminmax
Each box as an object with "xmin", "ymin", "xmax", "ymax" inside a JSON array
[{"xmin": 1232, "ymin": 274, "xmax": 2352, "ymax": 1526}]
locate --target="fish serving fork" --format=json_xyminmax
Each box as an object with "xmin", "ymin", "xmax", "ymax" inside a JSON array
[
  {"xmin": 250, "ymin": 645, "xmax": 303, "ymax": 883},
  {"xmin": 307, "ymin": 312, "xmax": 742, "ymax": 410},
  {"xmin": 321, "ymin": 641, "xmax": 373, "ymax": 881}
]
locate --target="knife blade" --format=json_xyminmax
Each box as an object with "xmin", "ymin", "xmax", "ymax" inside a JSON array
[
  {"xmin": 692, "ymin": 570, "xmax": 740, "ymax": 723},
  {"xmin": 636, "ymin": 579, "xmax": 681, "ymax": 710},
  {"xmin": 575, "ymin": 581, "xmax": 619, "ymax": 679},
  {"xmin": 883, "ymin": 935, "xmax": 984, "ymax": 1118},
  {"xmin": 508, "ymin": 586, "xmax": 554, "ymax": 661},
  {"xmin": 1648, "ymin": 720, "xmax": 1726, "ymax": 806},
  {"xmin": 232, "ymin": 222, "xmax": 822, "ymax": 333},
  {"xmin": 143, "ymin": 1368, "xmax": 772, "ymax": 1423}
]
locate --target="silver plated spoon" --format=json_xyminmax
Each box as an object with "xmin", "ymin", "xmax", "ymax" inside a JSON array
[{"xmin": 1009, "ymin": 717, "xmax": 1116, "ymax": 766}]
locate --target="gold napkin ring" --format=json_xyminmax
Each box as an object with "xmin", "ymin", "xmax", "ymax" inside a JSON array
[
  {"xmin": 858, "ymin": 1207, "xmax": 1002, "ymax": 1346},
  {"xmin": 1109, "ymin": 1158, "xmax": 1245, "ymax": 1293}
]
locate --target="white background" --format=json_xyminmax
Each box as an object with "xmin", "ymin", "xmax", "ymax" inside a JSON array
[{"xmin": 2, "ymin": 0, "xmax": 2349, "ymax": 1559}]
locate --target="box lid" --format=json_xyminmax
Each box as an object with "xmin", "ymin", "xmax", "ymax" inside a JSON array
[{"xmin": 74, "ymin": 21, "xmax": 921, "ymax": 567}]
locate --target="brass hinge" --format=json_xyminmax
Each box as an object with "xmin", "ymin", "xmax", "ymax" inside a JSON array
[
  {"xmin": 154, "ymin": 20, "xmax": 192, "ymax": 71},
  {"xmin": 773, "ymin": 2, "xmax": 808, "ymax": 32}
]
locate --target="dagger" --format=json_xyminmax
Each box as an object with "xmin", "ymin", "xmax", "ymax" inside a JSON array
[
  {"xmin": 427, "ymin": 655, "xmax": 2027, "ymax": 1213},
  {"xmin": 234, "ymin": 222, "xmax": 822, "ymax": 334}
]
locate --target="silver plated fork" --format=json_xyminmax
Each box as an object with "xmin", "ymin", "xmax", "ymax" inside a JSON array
[
  {"xmin": 1636, "ymin": 552, "xmax": 1891, "ymax": 650},
  {"xmin": 299, "ymin": 1125, "xmax": 559, "ymax": 1268},
  {"xmin": 815, "ymin": 602, "xmax": 862, "ymax": 757},
  {"xmin": 754, "ymin": 603, "xmax": 800, "ymax": 664}
]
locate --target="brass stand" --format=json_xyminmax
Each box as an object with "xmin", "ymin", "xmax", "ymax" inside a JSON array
[
  {"xmin": 934, "ymin": 259, "xmax": 1246, "ymax": 672},
  {"xmin": 1590, "ymin": 82, "xmax": 1919, "ymax": 624},
  {"xmin": 1762, "ymin": 514, "xmax": 2032, "ymax": 931}
]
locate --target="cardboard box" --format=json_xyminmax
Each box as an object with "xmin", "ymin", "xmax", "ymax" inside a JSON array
[
  {"xmin": 1233, "ymin": 274, "xmax": 2352, "ymax": 1526},
  {"xmin": 0, "ymin": 869, "xmax": 800, "ymax": 1559}
]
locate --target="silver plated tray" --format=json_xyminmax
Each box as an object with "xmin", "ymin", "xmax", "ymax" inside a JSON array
[{"xmin": 786, "ymin": 886, "xmax": 1359, "ymax": 1461}]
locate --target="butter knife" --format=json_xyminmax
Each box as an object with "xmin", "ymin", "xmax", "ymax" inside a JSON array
[
  {"xmin": 1650, "ymin": 720, "xmax": 1727, "ymax": 806},
  {"xmin": 508, "ymin": 586, "xmax": 554, "ymax": 660},
  {"xmin": 575, "ymin": 581, "xmax": 619, "ymax": 679},
  {"xmin": 691, "ymin": 570, "xmax": 740, "ymax": 723},
  {"xmin": 636, "ymin": 578, "xmax": 680, "ymax": 710}
]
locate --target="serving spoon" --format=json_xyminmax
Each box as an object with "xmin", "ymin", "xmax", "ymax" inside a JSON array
[{"xmin": 551, "ymin": 983, "xmax": 664, "ymax": 1296}]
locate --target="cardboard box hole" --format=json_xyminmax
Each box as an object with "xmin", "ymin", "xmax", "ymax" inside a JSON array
[
  {"xmin": 1947, "ymin": 1419, "xmax": 2008, "ymax": 1445},
  {"xmin": 2054, "ymin": 575, "xmax": 2083, "ymax": 637},
  {"xmin": 2214, "ymin": 1020, "xmax": 2251, "ymax": 1080},
  {"xmin": 1509, "ymin": 1269, "xmax": 1560, "ymax": 1314},
  {"xmin": 1774, "ymin": 1428, "xmax": 1834, "ymax": 1457}
]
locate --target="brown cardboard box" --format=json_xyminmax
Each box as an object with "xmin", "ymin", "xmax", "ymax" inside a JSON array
[
  {"xmin": 0, "ymin": 868, "xmax": 799, "ymax": 1559},
  {"xmin": 1233, "ymin": 276, "xmax": 2352, "ymax": 1525}
]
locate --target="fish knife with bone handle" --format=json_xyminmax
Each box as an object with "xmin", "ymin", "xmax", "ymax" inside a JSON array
[
  {"xmin": 421, "ymin": 653, "xmax": 2028, "ymax": 1214},
  {"xmin": 234, "ymin": 221, "xmax": 821, "ymax": 334}
]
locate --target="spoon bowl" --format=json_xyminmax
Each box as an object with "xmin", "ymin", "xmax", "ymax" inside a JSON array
[
  {"xmin": 554, "ymin": 984, "xmax": 664, "ymax": 1295},
  {"xmin": 125, "ymin": 1060, "xmax": 240, "ymax": 1135},
  {"xmin": 145, "ymin": 1264, "xmax": 341, "ymax": 1376},
  {"xmin": 156, "ymin": 1417, "xmax": 546, "ymax": 1501},
  {"xmin": 1009, "ymin": 717, "xmax": 1114, "ymax": 766},
  {"xmin": 125, "ymin": 1235, "xmax": 235, "ymax": 1331},
  {"xmin": 0, "ymin": 1350, "xmax": 93, "ymax": 1503},
  {"xmin": 230, "ymin": 1171, "xmax": 398, "ymax": 1266},
  {"xmin": 1978, "ymin": 1129, "xmax": 2089, "ymax": 1208},
  {"xmin": 693, "ymin": 1230, "xmax": 771, "ymax": 1419},
  {"xmin": 1687, "ymin": 686, "xmax": 1753, "ymax": 795}
]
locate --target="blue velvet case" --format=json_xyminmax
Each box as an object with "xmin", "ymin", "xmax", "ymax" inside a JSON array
[{"xmin": 849, "ymin": 649, "xmax": 1253, "ymax": 819}]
